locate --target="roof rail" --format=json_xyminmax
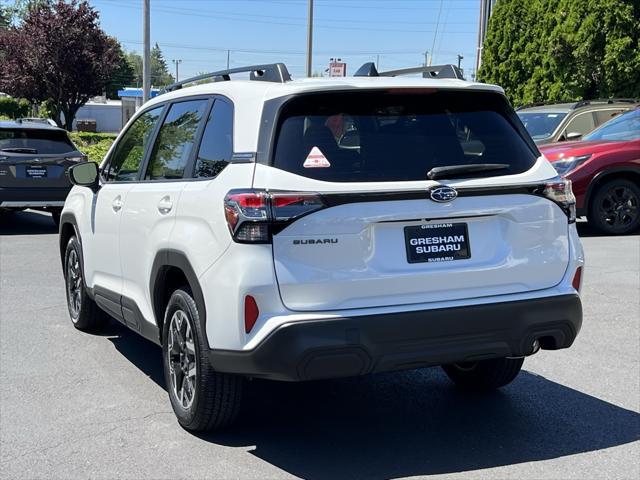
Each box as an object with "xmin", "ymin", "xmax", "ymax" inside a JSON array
[
  {"xmin": 353, "ymin": 62, "xmax": 465, "ymax": 80},
  {"xmin": 162, "ymin": 63, "xmax": 292, "ymax": 93},
  {"xmin": 573, "ymin": 98, "xmax": 639, "ymax": 109}
]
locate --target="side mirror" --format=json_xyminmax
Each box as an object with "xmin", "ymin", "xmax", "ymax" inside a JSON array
[
  {"xmin": 566, "ymin": 131, "xmax": 583, "ymax": 141},
  {"xmin": 68, "ymin": 162, "xmax": 99, "ymax": 192}
]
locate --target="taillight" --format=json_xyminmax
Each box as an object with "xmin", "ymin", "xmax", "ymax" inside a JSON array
[
  {"xmin": 540, "ymin": 179, "xmax": 576, "ymax": 223},
  {"xmin": 224, "ymin": 189, "xmax": 326, "ymax": 243}
]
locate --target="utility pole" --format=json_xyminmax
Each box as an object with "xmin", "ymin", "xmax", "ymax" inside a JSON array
[
  {"xmin": 306, "ymin": 0, "xmax": 314, "ymax": 77},
  {"xmin": 376, "ymin": 54, "xmax": 380, "ymax": 71},
  {"xmin": 226, "ymin": 50, "xmax": 230, "ymax": 69},
  {"xmin": 423, "ymin": 51, "xmax": 430, "ymax": 67},
  {"xmin": 457, "ymin": 54, "xmax": 464, "ymax": 69},
  {"xmin": 142, "ymin": 0, "xmax": 150, "ymax": 103},
  {"xmin": 172, "ymin": 59, "xmax": 182, "ymax": 82}
]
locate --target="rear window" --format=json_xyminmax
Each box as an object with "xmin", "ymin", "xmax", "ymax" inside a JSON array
[
  {"xmin": 272, "ymin": 90, "xmax": 538, "ymax": 182},
  {"xmin": 0, "ymin": 128, "xmax": 75, "ymax": 154}
]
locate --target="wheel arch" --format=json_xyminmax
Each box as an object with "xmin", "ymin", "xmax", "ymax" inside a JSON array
[
  {"xmin": 58, "ymin": 213, "xmax": 91, "ymax": 292},
  {"xmin": 150, "ymin": 250, "xmax": 208, "ymax": 347},
  {"xmin": 584, "ymin": 167, "xmax": 640, "ymax": 216}
]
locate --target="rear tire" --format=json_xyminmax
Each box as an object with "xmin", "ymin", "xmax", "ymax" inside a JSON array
[
  {"xmin": 589, "ymin": 179, "xmax": 640, "ymax": 235},
  {"xmin": 442, "ymin": 357, "xmax": 524, "ymax": 390},
  {"xmin": 64, "ymin": 236, "xmax": 107, "ymax": 331},
  {"xmin": 162, "ymin": 288, "xmax": 243, "ymax": 431}
]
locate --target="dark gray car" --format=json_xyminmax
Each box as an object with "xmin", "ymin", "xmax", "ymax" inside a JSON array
[
  {"xmin": 0, "ymin": 120, "xmax": 86, "ymax": 226},
  {"xmin": 516, "ymin": 99, "xmax": 637, "ymax": 146}
]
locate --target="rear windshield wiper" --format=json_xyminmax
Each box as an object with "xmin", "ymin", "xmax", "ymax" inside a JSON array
[
  {"xmin": 1, "ymin": 147, "xmax": 38, "ymax": 154},
  {"xmin": 427, "ymin": 163, "xmax": 510, "ymax": 180}
]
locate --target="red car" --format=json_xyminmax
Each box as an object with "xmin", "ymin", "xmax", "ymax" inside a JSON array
[{"xmin": 539, "ymin": 108, "xmax": 640, "ymax": 234}]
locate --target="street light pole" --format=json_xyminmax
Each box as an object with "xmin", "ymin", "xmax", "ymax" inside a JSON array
[
  {"xmin": 172, "ymin": 59, "xmax": 182, "ymax": 82},
  {"xmin": 306, "ymin": 0, "xmax": 314, "ymax": 77},
  {"xmin": 142, "ymin": 0, "xmax": 150, "ymax": 104},
  {"xmin": 457, "ymin": 54, "xmax": 464, "ymax": 69}
]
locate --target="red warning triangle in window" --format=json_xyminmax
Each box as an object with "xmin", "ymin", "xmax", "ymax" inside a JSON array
[{"xmin": 303, "ymin": 146, "xmax": 331, "ymax": 168}]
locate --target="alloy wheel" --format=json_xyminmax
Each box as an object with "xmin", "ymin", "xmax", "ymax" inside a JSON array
[
  {"xmin": 598, "ymin": 185, "xmax": 639, "ymax": 230},
  {"xmin": 66, "ymin": 249, "xmax": 82, "ymax": 320},
  {"xmin": 167, "ymin": 310, "xmax": 198, "ymax": 409}
]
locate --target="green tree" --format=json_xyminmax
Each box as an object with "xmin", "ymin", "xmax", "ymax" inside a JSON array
[
  {"xmin": 479, "ymin": 0, "xmax": 640, "ymax": 106},
  {"xmin": 151, "ymin": 42, "xmax": 174, "ymax": 86},
  {"xmin": 126, "ymin": 44, "xmax": 174, "ymax": 88},
  {"xmin": 107, "ymin": 44, "xmax": 135, "ymax": 99}
]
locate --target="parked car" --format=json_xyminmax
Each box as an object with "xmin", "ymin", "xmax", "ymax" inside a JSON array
[
  {"xmin": 517, "ymin": 99, "xmax": 637, "ymax": 145},
  {"xmin": 18, "ymin": 117, "xmax": 59, "ymax": 127},
  {"xmin": 59, "ymin": 62, "xmax": 584, "ymax": 431},
  {"xmin": 0, "ymin": 120, "xmax": 86, "ymax": 226},
  {"xmin": 540, "ymin": 107, "xmax": 640, "ymax": 234}
]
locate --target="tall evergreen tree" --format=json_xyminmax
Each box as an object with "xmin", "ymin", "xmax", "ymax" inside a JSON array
[
  {"xmin": 479, "ymin": 0, "xmax": 640, "ymax": 106},
  {"xmin": 151, "ymin": 42, "xmax": 174, "ymax": 86}
]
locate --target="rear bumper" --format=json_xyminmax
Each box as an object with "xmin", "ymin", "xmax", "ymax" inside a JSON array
[
  {"xmin": 0, "ymin": 187, "xmax": 70, "ymax": 208},
  {"xmin": 209, "ymin": 293, "xmax": 582, "ymax": 381}
]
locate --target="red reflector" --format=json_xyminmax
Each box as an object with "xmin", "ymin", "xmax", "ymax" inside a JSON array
[
  {"xmin": 244, "ymin": 295, "xmax": 259, "ymax": 333},
  {"xmin": 572, "ymin": 267, "xmax": 583, "ymax": 291}
]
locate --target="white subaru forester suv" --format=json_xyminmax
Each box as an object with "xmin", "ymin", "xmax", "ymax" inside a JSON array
[{"xmin": 60, "ymin": 63, "xmax": 584, "ymax": 431}]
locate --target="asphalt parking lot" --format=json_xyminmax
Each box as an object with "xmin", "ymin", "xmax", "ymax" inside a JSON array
[{"xmin": 1, "ymin": 210, "xmax": 639, "ymax": 480}]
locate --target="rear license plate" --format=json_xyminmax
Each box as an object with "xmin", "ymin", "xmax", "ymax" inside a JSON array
[
  {"xmin": 26, "ymin": 166, "xmax": 47, "ymax": 178},
  {"xmin": 404, "ymin": 223, "xmax": 471, "ymax": 264}
]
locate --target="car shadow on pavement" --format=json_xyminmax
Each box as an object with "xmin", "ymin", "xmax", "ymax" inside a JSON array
[
  {"xmin": 104, "ymin": 321, "xmax": 640, "ymax": 479},
  {"xmin": 0, "ymin": 210, "xmax": 57, "ymax": 235}
]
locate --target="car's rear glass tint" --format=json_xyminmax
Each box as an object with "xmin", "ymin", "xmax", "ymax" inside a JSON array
[
  {"xmin": 0, "ymin": 128, "xmax": 75, "ymax": 154},
  {"xmin": 272, "ymin": 90, "xmax": 538, "ymax": 182}
]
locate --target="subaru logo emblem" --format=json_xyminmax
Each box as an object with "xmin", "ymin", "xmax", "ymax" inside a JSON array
[{"xmin": 430, "ymin": 186, "xmax": 458, "ymax": 203}]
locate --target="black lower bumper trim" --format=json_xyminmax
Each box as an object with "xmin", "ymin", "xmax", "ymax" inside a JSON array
[
  {"xmin": 209, "ymin": 294, "xmax": 582, "ymax": 381},
  {"xmin": 0, "ymin": 186, "xmax": 71, "ymax": 205}
]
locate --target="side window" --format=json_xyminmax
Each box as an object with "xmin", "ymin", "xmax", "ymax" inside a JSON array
[
  {"xmin": 565, "ymin": 112, "xmax": 595, "ymax": 137},
  {"xmin": 194, "ymin": 99, "xmax": 233, "ymax": 178},
  {"xmin": 145, "ymin": 99, "xmax": 208, "ymax": 180},
  {"xmin": 594, "ymin": 109, "xmax": 624, "ymax": 127},
  {"xmin": 105, "ymin": 107, "xmax": 162, "ymax": 182}
]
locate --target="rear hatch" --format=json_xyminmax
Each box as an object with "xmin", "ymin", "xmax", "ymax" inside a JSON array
[
  {"xmin": 0, "ymin": 127, "xmax": 83, "ymax": 189},
  {"xmin": 252, "ymin": 89, "xmax": 570, "ymax": 312}
]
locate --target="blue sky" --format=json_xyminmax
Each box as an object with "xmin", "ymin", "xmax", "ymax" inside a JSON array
[{"xmin": 90, "ymin": 0, "xmax": 481, "ymax": 81}]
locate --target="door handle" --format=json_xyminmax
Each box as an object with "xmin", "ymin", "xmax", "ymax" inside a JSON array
[
  {"xmin": 157, "ymin": 195, "xmax": 173, "ymax": 215},
  {"xmin": 112, "ymin": 195, "xmax": 123, "ymax": 212}
]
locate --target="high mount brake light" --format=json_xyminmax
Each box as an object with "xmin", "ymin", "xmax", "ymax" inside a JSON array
[
  {"xmin": 224, "ymin": 190, "xmax": 326, "ymax": 243},
  {"xmin": 540, "ymin": 179, "xmax": 576, "ymax": 223}
]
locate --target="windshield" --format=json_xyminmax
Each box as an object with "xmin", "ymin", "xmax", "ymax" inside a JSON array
[
  {"xmin": 0, "ymin": 128, "xmax": 75, "ymax": 154},
  {"xmin": 584, "ymin": 109, "xmax": 640, "ymax": 142},
  {"xmin": 272, "ymin": 90, "xmax": 538, "ymax": 182},
  {"xmin": 517, "ymin": 111, "xmax": 567, "ymax": 139}
]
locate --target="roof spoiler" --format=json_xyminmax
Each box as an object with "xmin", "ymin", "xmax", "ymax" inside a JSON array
[
  {"xmin": 354, "ymin": 62, "xmax": 465, "ymax": 80},
  {"xmin": 162, "ymin": 63, "xmax": 292, "ymax": 93}
]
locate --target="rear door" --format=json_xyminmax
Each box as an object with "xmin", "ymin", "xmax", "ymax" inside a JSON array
[
  {"xmin": 0, "ymin": 127, "xmax": 81, "ymax": 194},
  {"xmin": 254, "ymin": 89, "xmax": 569, "ymax": 312}
]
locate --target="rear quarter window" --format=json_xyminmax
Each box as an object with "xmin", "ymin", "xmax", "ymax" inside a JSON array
[
  {"xmin": 271, "ymin": 90, "xmax": 538, "ymax": 182},
  {"xmin": 0, "ymin": 128, "xmax": 75, "ymax": 154}
]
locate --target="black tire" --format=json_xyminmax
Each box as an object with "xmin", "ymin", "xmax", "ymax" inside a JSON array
[
  {"xmin": 442, "ymin": 357, "xmax": 524, "ymax": 390},
  {"xmin": 589, "ymin": 179, "xmax": 640, "ymax": 235},
  {"xmin": 51, "ymin": 209, "xmax": 62, "ymax": 228},
  {"xmin": 64, "ymin": 236, "xmax": 107, "ymax": 331},
  {"xmin": 162, "ymin": 288, "xmax": 243, "ymax": 431}
]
